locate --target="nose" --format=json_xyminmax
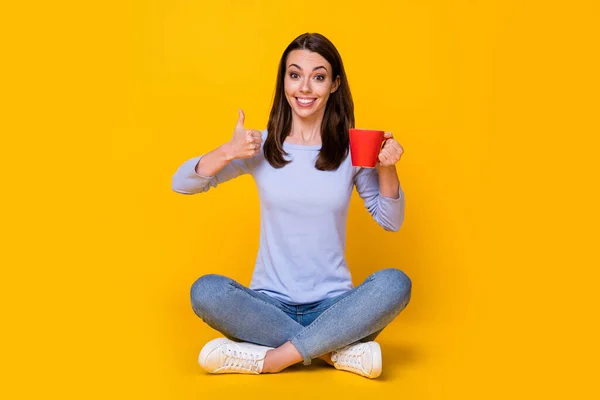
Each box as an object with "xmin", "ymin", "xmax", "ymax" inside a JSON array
[{"xmin": 300, "ymin": 77, "xmax": 312, "ymax": 93}]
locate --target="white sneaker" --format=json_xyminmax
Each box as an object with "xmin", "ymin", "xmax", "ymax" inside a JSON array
[
  {"xmin": 198, "ymin": 338, "xmax": 274, "ymax": 374},
  {"xmin": 331, "ymin": 341, "xmax": 382, "ymax": 378}
]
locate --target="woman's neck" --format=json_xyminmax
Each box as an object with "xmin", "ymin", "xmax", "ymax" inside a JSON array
[{"xmin": 287, "ymin": 114, "xmax": 324, "ymax": 145}]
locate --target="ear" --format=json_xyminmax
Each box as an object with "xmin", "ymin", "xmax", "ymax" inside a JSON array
[{"xmin": 330, "ymin": 76, "xmax": 341, "ymax": 93}]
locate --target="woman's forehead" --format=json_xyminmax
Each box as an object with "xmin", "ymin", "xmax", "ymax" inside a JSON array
[{"xmin": 286, "ymin": 50, "xmax": 331, "ymax": 69}]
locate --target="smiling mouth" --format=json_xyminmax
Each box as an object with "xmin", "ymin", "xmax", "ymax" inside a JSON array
[{"xmin": 295, "ymin": 97, "xmax": 316, "ymax": 107}]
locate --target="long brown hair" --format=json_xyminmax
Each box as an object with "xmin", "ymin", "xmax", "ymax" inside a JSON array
[{"xmin": 264, "ymin": 33, "xmax": 355, "ymax": 171}]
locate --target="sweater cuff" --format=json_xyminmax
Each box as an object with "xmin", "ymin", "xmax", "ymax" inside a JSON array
[
  {"xmin": 177, "ymin": 155, "xmax": 213, "ymax": 189},
  {"xmin": 191, "ymin": 155, "xmax": 214, "ymax": 179},
  {"xmin": 379, "ymin": 187, "xmax": 404, "ymax": 202}
]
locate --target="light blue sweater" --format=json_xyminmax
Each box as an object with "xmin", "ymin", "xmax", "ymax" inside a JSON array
[{"xmin": 172, "ymin": 130, "xmax": 404, "ymax": 304}]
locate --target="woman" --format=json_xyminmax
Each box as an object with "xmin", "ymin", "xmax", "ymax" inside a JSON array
[{"xmin": 172, "ymin": 33, "xmax": 411, "ymax": 379}]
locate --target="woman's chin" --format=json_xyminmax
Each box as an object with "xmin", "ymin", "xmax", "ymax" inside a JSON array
[{"xmin": 292, "ymin": 107, "xmax": 321, "ymax": 120}]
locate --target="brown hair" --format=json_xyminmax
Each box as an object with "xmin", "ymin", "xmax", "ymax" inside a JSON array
[{"xmin": 264, "ymin": 33, "xmax": 355, "ymax": 171}]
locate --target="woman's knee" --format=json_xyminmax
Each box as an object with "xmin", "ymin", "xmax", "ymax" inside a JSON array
[
  {"xmin": 373, "ymin": 268, "xmax": 412, "ymax": 307},
  {"xmin": 190, "ymin": 274, "xmax": 231, "ymax": 312}
]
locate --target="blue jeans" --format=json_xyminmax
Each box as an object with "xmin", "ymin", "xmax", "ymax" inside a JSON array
[{"xmin": 190, "ymin": 268, "xmax": 411, "ymax": 365}]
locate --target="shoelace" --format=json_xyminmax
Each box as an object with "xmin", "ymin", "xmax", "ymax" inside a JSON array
[
  {"xmin": 223, "ymin": 348, "xmax": 261, "ymax": 372},
  {"xmin": 333, "ymin": 343, "xmax": 367, "ymax": 370}
]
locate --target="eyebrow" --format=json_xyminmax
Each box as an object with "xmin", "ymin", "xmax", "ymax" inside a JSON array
[{"xmin": 288, "ymin": 63, "xmax": 328, "ymax": 72}]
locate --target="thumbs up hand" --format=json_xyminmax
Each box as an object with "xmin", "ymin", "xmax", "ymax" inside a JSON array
[{"xmin": 226, "ymin": 109, "xmax": 263, "ymax": 160}]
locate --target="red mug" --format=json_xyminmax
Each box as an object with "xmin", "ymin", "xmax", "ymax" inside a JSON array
[{"xmin": 349, "ymin": 128, "xmax": 386, "ymax": 168}]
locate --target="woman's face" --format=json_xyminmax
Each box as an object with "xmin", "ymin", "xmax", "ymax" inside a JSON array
[{"xmin": 284, "ymin": 49, "xmax": 340, "ymax": 121}]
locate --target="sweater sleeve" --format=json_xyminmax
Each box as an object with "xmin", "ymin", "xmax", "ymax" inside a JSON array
[
  {"xmin": 353, "ymin": 167, "xmax": 405, "ymax": 232},
  {"xmin": 171, "ymin": 155, "xmax": 254, "ymax": 195}
]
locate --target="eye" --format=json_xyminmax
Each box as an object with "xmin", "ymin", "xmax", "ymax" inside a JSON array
[
  {"xmin": 289, "ymin": 72, "xmax": 300, "ymax": 79},
  {"xmin": 314, "ymin": 74, "xmax": 325, "ymax": 81}
]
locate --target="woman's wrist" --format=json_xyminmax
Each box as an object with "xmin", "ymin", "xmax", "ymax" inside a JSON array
[{"xmin": 220, "ymin": 141, "xmax": 237, "ymax": 161}]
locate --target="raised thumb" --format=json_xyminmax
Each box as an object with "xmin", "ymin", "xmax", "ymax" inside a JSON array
[{"xmin": 236, "ymin": 108, "xmax": 245, "ymax": 129}]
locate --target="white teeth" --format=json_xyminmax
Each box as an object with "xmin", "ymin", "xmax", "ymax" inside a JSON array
[{"xmin": 297, "ymin": 98, "xmax": 315, "ymax": 104}]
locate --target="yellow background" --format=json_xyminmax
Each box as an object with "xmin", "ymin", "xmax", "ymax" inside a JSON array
[{"xmin": 2, "ymin": 0, "xmax": 599, "ymax": 399}]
